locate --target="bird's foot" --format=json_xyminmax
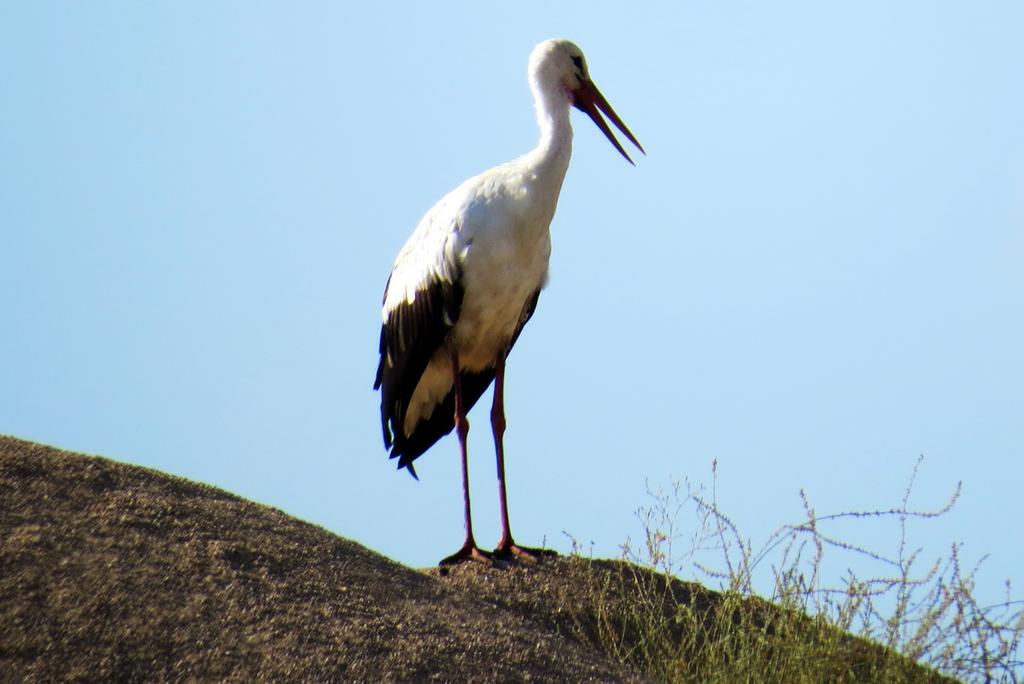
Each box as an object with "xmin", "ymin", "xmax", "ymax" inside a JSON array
[
  {"xmin": 438, "ymin": 541, "xmax": 494, "ymax": 566},
  {"xmin": 493, "ymin": 537, "xmax": 558, "ymax": 563}
]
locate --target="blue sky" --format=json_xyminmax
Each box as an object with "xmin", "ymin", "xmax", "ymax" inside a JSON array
[{"xmin": 2, "ymin": 2, "xmax": 1021, "ymax": 605}]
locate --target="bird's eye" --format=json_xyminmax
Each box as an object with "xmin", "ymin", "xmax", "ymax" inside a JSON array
[{"xmin": 571, "ymin": 55, "xmax": 584, "ymax": 75}]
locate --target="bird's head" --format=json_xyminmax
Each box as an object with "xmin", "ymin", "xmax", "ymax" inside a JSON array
[{"xmin": 529, "ymin": 39, "xmax": 645, "ymax": 165}]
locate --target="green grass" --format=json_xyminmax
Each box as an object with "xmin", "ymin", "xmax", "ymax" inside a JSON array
[{"xmin": 566, "ymin": 458, "xmax": 1022, "ymax": 683}]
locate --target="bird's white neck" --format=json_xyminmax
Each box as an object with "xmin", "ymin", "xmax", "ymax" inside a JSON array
[{"xmin": 525, "ymin": 84, "xmax": 573, "ymax": 182}]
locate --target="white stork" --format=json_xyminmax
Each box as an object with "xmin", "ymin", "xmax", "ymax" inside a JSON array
[{"xmin": 374, "ymin": 39, "xmax": 643, "ymax": 565}]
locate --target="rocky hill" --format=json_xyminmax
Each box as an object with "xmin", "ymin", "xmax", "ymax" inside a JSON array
[{"xmin": 0, "ymin": 435, "xmax": 953, "ymax": 682}]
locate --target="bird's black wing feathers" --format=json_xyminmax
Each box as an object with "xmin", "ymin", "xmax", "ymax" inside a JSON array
[
  {"xmin": 376, "ymin": 283, "xmax": 542, "ymax": 479},
  {"xmin": 374, "ymin": 271, "xmax": 463, "ymax": 454}
]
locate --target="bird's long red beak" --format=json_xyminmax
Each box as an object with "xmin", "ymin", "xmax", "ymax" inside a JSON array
[{"xmin": 572, "ymin": 79, "xmax": 645, "ymax": 165}]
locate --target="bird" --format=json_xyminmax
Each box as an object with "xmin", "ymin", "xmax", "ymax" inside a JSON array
[{"xmin": 374, "ymin": 38, "xmax": 643, "ymax": 565}]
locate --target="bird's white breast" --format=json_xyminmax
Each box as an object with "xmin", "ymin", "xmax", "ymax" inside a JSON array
[
  {"xmin": 395, "ymin": 162, "xmax": 561, "ymax": 434},
  {"xmin": 450, "ymin": 165, "xmax": 555, "ymax": 370}
]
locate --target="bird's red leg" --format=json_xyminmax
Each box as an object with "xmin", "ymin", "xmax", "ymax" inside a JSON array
[
  {"xmin": 492, "ymin": 355, "xmax": 556, "ymax": 561},
  {"xmin": 439, "ymin": 350, "xmax": 492, "ymax": 566}
]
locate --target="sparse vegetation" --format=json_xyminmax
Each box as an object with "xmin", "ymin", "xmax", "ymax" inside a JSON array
[{"xmin": 566, "ymin": 457, "xmax": 1023, "ymax": 683}]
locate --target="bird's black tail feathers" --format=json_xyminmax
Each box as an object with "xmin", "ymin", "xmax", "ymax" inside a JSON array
[{"xmin": 389, "ymin": 370, "xmax": 495, "ymax": 478}]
